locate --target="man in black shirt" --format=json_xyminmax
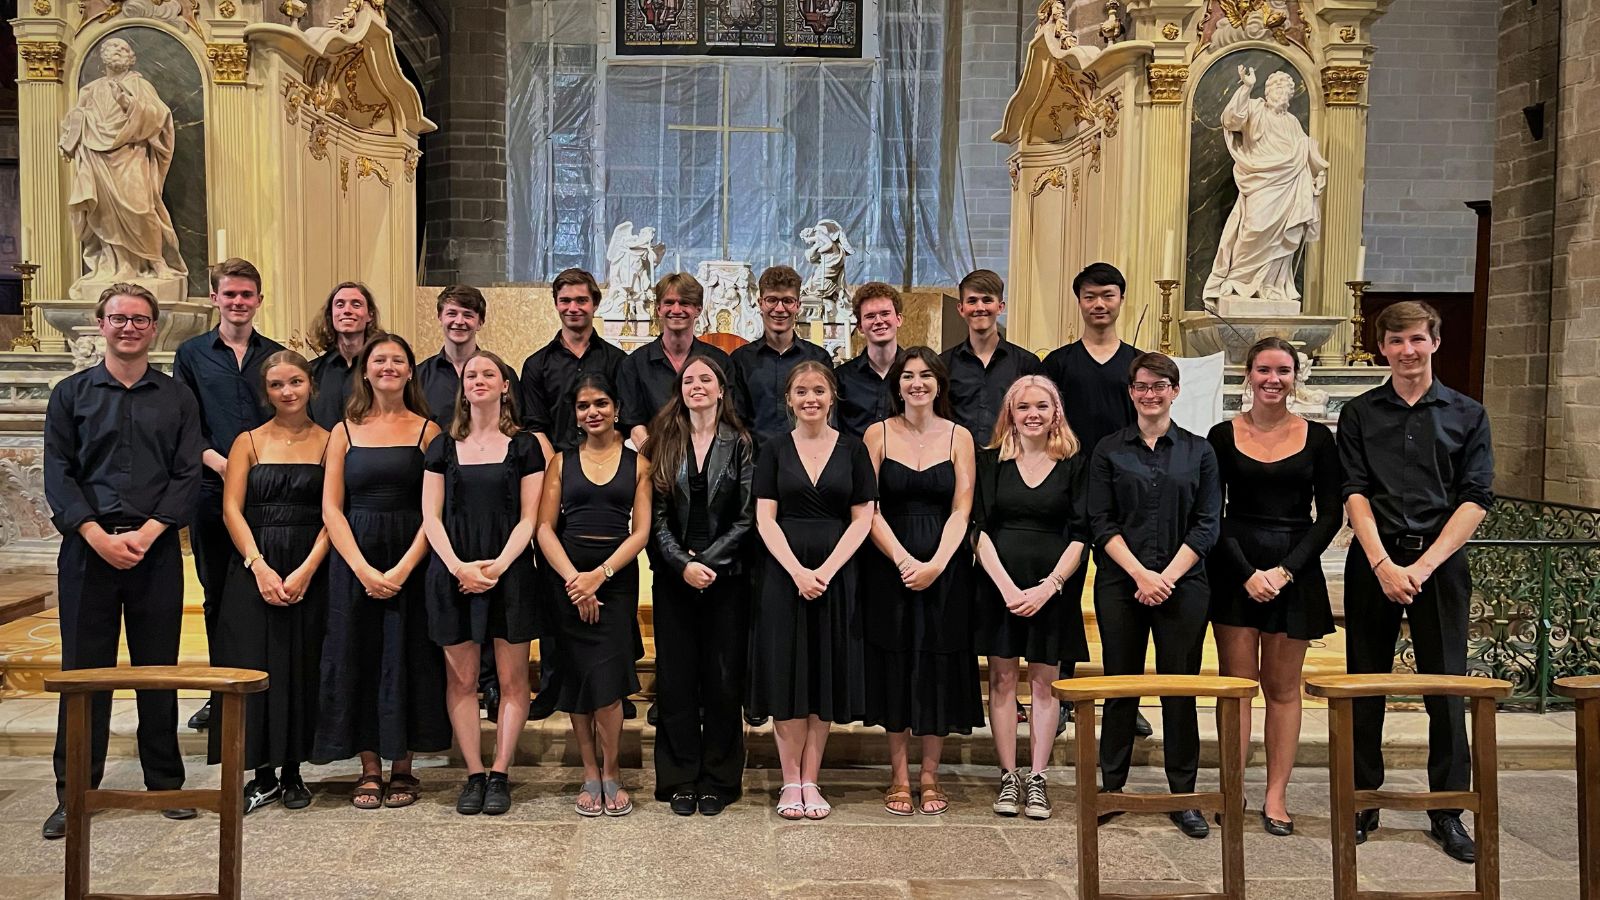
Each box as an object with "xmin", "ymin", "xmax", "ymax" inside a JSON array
[
  {"xmin": 172, "ymin": 258, "xmax": 283, "ymax": 730},
  {"xmin": 1338, "ymin": 301, "xmax": 1495, "ymax": 863},
  {"xmin": 940, "ymin": 269, "xmax": 1045, "ymax": 446},
  {"xmin": 835, "ymin": 282, "xmax": 906, "ymax": 439},
  {"xmin": 730, "ymin": 265, "xmax": 829, "ymax": 447},
  {"xmin": 417, "ymin": 285, "xmax": 487, "ymax": 430},
  {"xmin": 616, "ymin": 272, "xmax": 734, "ymax": 448},
  {"xmin": 42, "ymin": 284, "xmax": 204, "ymax": 839},
  {"xmin": 307, "ymin": 281, "xmax": 380, "ymax": 429},
  {"xmin": 520, "ymin": 268, "xmax": 627, "ymax": 459}
]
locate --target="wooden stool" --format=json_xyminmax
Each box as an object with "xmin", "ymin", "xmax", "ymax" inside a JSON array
[
  {"xmin": 1053, "ymin": 674, "xmax": 1260, "ymax": 900},
  {"xmin": 1554, "ymin": 675, "xmax": 1600, "ymax": 900},
  {"xmin": 1304, "ymin": 674, "xmax": 1513, "ymax": 900},
  {"xmin": 46, "ymin": 665, "xmax": 268, "ymax": 900}
]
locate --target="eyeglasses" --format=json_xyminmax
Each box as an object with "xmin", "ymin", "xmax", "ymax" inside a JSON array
[
  {"xmin": 1131, "ymin": 381, "xmax": 1173, "ymax": 394},
  {"xmin": 103, "ymin": 314, "xmax": 155, "ymax": 330},
  {"xmin": 760, "ymin": 296, "xmax": 800, "ymax": 308}
]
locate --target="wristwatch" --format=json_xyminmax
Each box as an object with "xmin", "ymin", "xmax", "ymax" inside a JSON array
[
  {"xmin": 1275, "ymin": 565, "xmax": 1294, "ymax": 584},
  {"xmin": 602, "ymin": 564, "xmax": 615, "ymax": 580},
  {"xmin": 242, "ymin": 553, "xmax": 263, "ymax": 571}
]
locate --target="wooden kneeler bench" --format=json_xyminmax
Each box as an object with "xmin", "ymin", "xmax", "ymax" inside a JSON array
[
  {"xmin": 1304, "ymin": 674, "xmax": 1513, "ymax": 900},
  {"xmin": 1053, "ymin": 675, "xmax": 1260, "ymax": 900},
  {"xmin": 1553, "ymin": 675, "xmax": 1600, "ymax": 900},
  {"xmin": 46, "ymin": 666, "xmax": 268, "ymax": 900}
]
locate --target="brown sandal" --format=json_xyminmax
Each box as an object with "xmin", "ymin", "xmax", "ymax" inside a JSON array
[
  {"xmin": 919, "ymin": 785, "xmax": 950, "ymax": 816},
  {"xmin": 884, "ymin": 784, "xmax": 915, "ymax": 817},
  {"xmin": 352, "ymin": 774, "xmax": 384, "ymax": 810},
  {"xmin": 384, "ymin": 772, "xmax": 420, "ymax": 808}
]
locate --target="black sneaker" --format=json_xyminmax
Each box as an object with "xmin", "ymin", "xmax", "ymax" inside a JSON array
[
  {"xmin": 482, "ymin": 772, "xmax": 512, "ymax": 816},
  {"xmin": 282, "ymin": 777, "xmax": 312, "ymax": 810},
  {"xmin": 992, "ymin": 770, "xmax": 1023, "ymax": 817},
  {"xmin": 1023, "ymin": 771, "xmax": 1052, "ymax": 820},
  {"xmin": 456, "ymin": 774, "xmax": 487, "ymax": 815},
  {"xmin": 242, "ymin": 779, "xmax": 281, "ymax": 815}
]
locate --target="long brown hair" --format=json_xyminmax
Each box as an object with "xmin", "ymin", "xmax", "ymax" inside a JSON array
[
  {"xmin": 344, "ymin": 332, "xmax": 430, "ymax": 424},
  {"xmin": 448, "ymin": 349, "xmax": 521, "ymax": 440},
  {"xmin": 642, "ymin": 356, "xmax": 749, "ymax": 494},
  {"xmin": 308, "ymin": 281, "xmax": 381, "ymax": 353},
  {"xmin": 885, "ymin": 345, "xmax": 953, "ymax": 419}
]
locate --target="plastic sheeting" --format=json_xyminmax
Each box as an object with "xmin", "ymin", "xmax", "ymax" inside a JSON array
[{"xmin": 507, "ymin": 0, "xmax": 976, "ymax": 286}]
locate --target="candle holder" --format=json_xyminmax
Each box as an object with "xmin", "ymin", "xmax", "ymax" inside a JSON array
[
  {"xmin": 1154, "ymin": 278, "xmax": 1179, "ymax": 355},
  {"xmin": 1345, "ymin": 280, "xmax": 1374, "ymax": 366},
  {"xmin": 11, "ymin": 261, "xmax": 40, "ymax": 352}
]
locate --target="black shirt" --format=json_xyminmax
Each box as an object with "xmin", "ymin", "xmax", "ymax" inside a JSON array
[
  {"xmin": 615, "ymin": 336, "xmax": 734, "ymax": 433},
  {"xmin": 44, "ymin": 363, "xmax": 205, "ymax": 534},
  {"xmin": 172, "ymin": 327, "xmax": 284, "ymax": 492},
  {"xmin": 939, "ymin": 337, "xmax": 1046, "ymax": 447},
  {"xmin": 835, "ymin": 348, "xmax": 902, "ymax": 439},
  {"xmin": 730, "ymin": 336, "xmax": 830, "ymax": 447},
  {"xmin": 417, "ymin": 349, "xmax": 464, "ymax": 430},
  {"xmin": 1337, "ymin": 378, "xmax": 1495, "ymax": 537},
  {"xmin": 1087, "ymin": 423, "xmax": 1222, "ymax": 582},
  {"xmin": 309, "ymin": 349, "xmax": 356, "ymax": 430},
  {"xmin": 1044, "ymin": 340, "xmax": 1139, "ymax": 456},
  {"xmin": 518, "ymin": 331, "xmax": 628, "ymax": 453}
]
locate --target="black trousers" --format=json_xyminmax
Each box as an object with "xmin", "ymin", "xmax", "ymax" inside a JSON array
[
  {"xmin": 1094, "ymin": 575, "xmax": 1209, "ymax": 793},
  {"xmin": 1344, "ymin": 542, "xmax": 1471, "ymax": 818},
  {"xmin": 651, "ymin": 573, "xmax": 747, "ymax": 802},
  {"xmin": 54, "ymin": 529, "xmax": 186, "ymax": 798},
  {"xmin": 188, "ymin": 487, "xmax": 231, "ymax": 657}
]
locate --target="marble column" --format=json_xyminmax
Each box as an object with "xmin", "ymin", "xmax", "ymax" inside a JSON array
[
  {"xmin": 1317, "ymin": 64, "xmax": 1370, "ymax": 365},
  {"xmin": 1142, "ymin": 62, "xmax": 1189, "ymax": 353},
  {"xmin": 14, "ymin": 20, "xmax": 71, "ymax": 333}
]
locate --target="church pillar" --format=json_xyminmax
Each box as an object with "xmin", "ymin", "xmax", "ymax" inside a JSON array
[
  {"xmin": 12, "ymin": 15, "xmax": 72, "ymax": 319},
  {"xmin": 1141, "ymin": 55, "xmax": 1189, "ymax": 353},
  {"xmin": 1316, "ymin": 65, "xmax": 1370, "ymax": 364},
  {"xmin": 202, "ymin": 26, "xmax": 275, "ymax": 328}
]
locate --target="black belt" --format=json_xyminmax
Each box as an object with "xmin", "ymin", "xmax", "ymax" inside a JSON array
[
  {"xmin": 96, "ymin": 521, "xmax": 142, "ymax": 535},
  {"xmin": 1387, "ymin": 533, "xmax": 1435, "ymax": 551}
]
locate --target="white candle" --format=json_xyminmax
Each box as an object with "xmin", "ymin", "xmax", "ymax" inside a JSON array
[
  {"xmin": 216, "ymin": 229, "xmax": 228, "ymax": 262},
  {"xmin": 1163, "ymin": 230, "xmax": 1176, "ymax": 277},
  {"xmin": 1355, "ymin": 244, "xmax": 1366, "ymax": 281},
  {"xmin": 675, "ymin": 250, "xmax": 682, "ymax": 273}
]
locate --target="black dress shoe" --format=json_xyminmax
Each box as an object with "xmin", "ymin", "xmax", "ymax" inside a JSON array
[
  {"xmin": 482, "ymin": 686, "xmax": 501, "ymax": 724},
  {"xmin": 1429, "ymin": 815, "xmax": 1476, "ymax": 863},
  {"xmin": 1171, "ymin": 809, "xmax": 1210, "ymax": 839},
  {"xmin": 698, "ymin": 794, "xmax": 728, "ymax": 816},
  {"xmin": 528, "ymin": 693, "xmax": 558, "ymax": 721},
  {"xmin": 187, "ymin": 699, "xmax": 212, "ymax": 731},
  {"xmin": 242, "ymin": 779, "xmax": 281, "ymax": 815},
  {"xmin": 482, "ymin": 773, "xmax": 512, "ymax": 816},
  {"xmin": 669, "ymin": 791, "xmax": 698, "ymax": 816},
  {"xmin": 647, "ymin": 702, "xmax": 660, "ymax": 726},
  {"xmin": 162, "ymin": 807, "xmax": 198, "ymax": 820},
  {"xmin": 281, "ymin": 778, "xmax": 312, "ymax": 810},
  {"xmin": 622, "ymin": 698, "xmax": 638, "ymax": 720},
  {"xmin": 1261, "ymin": 810, "xmax": 1294, "ymax": 836},
  {"xmin": 1133, "ymin": 710, "xmax": 1153, "ymax": 737},
  {"xmin": 1354, "ymin": 808, "xmax": 1380, "ymax": 844},
  {"xmin": 456, "ymin": 774, "xmax": 487, "ymax": 815},
  {"xmin": 42, "ymin": 802, "xmax": 66, "ymax": 840},
  {"xmin": 745, "ymin": 713, "xmax": 768, "ymax": 726},
  {"xmin": 1095, "ymin": 789, "xmax": 1125, "ymax": 826}
]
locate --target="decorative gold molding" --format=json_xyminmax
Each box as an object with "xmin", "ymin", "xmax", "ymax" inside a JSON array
[
  {"xmin": 1339, "ymin": 25, "xmax": 1356, "ymax": 42},
  {"xmin": 32, "ymin": 0, "xmax": 51, "ymax": 14},
  {"xmin": 339, "ymin": 52, "xmax": 391, "ymax": 125},
  {"xmin": 1047, "ymin": 65, "xmax": 1121, "ymax": 140},
  {"xmin": 404, "ymin": 148, "xmax": 420, "ymax": 183},
  {"xmin": 18, "ymin": 41, "xmax": 66, "ymax": 82},
  {"xmin": 1008, "ymin": 158, "xmax": 1021, "ymax": 192},
  {"xmin": 280, "ymin": 0, "xmax": 308, "ymax": 18},
  {"xmin": 307, "ymin": 120, "xmax": 331, "ymax": 160},
  {"xmin": 339, "ymin": 155, "xmax": 351, "ymax": 192},
  {"xmin": 357, "ymin": 156, "xmax": 392, "ymax": 187},
  {"xmin": 327, "ymin": 0, "xmax": 384, "ymax": 31},
  {"xmin": 1147, "ymin": 64, "xmax": 1189, "ymax": 104},
  {"xmin": 1162, "ymin": 22, "xmax": 1180, "ymax": 40},
  {"xmin": 282, "ymin": 77, "xmax": 306, "ymax": 124},
  {"xmin": 205, "ymin": 43, "xmax": 249, "ymax": 84},
  {"xmin": 1071, "ymin": 168, "xmax": 1081, "ymax": 206},
  {"xmin": 1030, "ymin": 166, "xmax": 1067, "ymax": 198},
  {"xmin": 218, "ymin": 0, "xmax": 237, "ymax": 16},
  {"xmin": 1322, "ymin": 65, "xmax": 1368, "ymax": 106},
  {"xmin": 1088, "ymin": 134, "xmax": 1103, "ymax": 174}
]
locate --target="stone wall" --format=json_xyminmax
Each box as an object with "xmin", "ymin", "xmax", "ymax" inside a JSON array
[{"xmin": 955, "ymin": 0, "xmax": 1025, "ymax": 278}]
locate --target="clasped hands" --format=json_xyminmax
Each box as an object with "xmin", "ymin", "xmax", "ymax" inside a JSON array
[
  {"xmin": 1376, "ymin": 557, "xmax": 1432, "ymax": 606},
  {"xmin": 357, "ymin": 564, "xmax": 408, "ymax": 600},
  {"xmin": 790, "ymin": 566, "xmax": 830, "ymax": 601},
  {"xmin": 1133, "ymin": 568, "xmax": 1176, "ymax": 607},
  {"xmin": 87, "ymin": 528, "xmax": 151, "ymax": 570},
  {"xmin": 452, "ymin": 560, "xmax": 503, "ymax": 594},
  {"xmin": 253, "ymin": 561, "xmax": 313, "ymax": 606},
  {"xmin": 895, "ymin": 555, "xmax": 943, "ymax": 593},
  {"xmin": 565, "ymin": 569, "xmax": 606, "ymax": 624},
  {"xmin": 1244, "ymin": 567, "xmax": 1290, "ymax": 603},
  {"xmin": 1004, "ymin": 576, "xmax": 1057, "ymax": 618}
]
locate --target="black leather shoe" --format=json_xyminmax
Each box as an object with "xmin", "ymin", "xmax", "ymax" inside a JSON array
[
  {"xmin": 647, "ymin": 702, "xmax": 660, "ymax": 726},
  {"xmin": 482, "ymin": 686, "xmax": 501, "ymax": 724},
  {"xmin": 187, "ymin": 699, "xmax": 212, "ymax": 731},
  {"xmin": 42, "ymin": 803, "xmax": 66, "ymax": 840},
  {"xmin": 698, "ymin": 794, "xmax": 728, "ymax": 816},
  {"xmin": 622, "ymin": 698, "xmax": 638, "ymax": 720},
  {"xmin": 669, "ymin": 791, "xmax": 698, "ymax": 816},
  {"xmin": 456, "ymin": 775, "xmax": 487, "ymax": 815},
  {"xmin": 1171, "ymin": 809, "xmax": 1210, "ymax": 838},
  {"xmin": 1095, "ymin": 789, "xmax": 1125, "ymax": 826},
  {"xmin": 527, "ymin": 693, "xmax": 558, "ymax": 721},
  {"xmin": 1261, "ymin": 810, "xmax": 1294, "ymax": 836},
  {"xmin": 1354, "ymin": 808, "xmax": 1380, "ymax": 844},
  {"xmin": 282, "ymin": 778, "xmax": 312, "ymax": 810},
  {"xmin": 745, "ymin": 713, "xmax": 767, "ymax": 726},
  {"xmin": 1430, "ymin": 815, "xmax": 1476, "ymax": 863},
  {"xmin": 1056, "ymin": 703, "xmax": 1074, "ymax": 736},
  {"xmin": 1133, "ymin": 710, "xmax": 1153, "ymax": 737},
  {"xmin": 242, "ymin": 779, "xmax": 281, "ymax": 815},
  {"xmin": 162, "ymin": 807, "xmax": 198, "ymax": 820},
  {"xmin": 482, "ymin": 773, "xmax": 512, "ymax": 816}
]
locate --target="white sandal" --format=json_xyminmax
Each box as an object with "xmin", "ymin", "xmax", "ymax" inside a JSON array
[
  {"xmin": 776, "ymin": 782, "xmax": 805, "ymax": 820},
  {"xmin": 801, "ymin": 782, "xmax": 831, "ymax": 820}
]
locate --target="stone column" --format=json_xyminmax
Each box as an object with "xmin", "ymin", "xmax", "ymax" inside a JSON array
[
  {"xmin": 1141, "ymin": 60, "xmax": 1188, "ymax": 352},
  {"xmin": 13, "ymin": 16, "xmax": 71, "ymax": 326},
  {"xmin": 1316, "ymin": 64, "xmax": 1370, "ymax": 365}
]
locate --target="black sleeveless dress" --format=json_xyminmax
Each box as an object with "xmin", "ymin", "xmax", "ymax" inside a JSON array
[
  {"xmin": 207, "ymin": 456, "xmax": 327, "ymax": 769},
  {"xmin": 423, "ymin": 431, "xmax": 545, "ymax": 646},
  {"xmin": 313, "ymin": 423, "xmax": 451, "ymax": 762},
  {"xmin": 863, "ymin": 444, "xmax": 985, "ymax": 736},
  {"xmin": 550, "ymin": 446, "xmax": 641, "ymax": 714}
]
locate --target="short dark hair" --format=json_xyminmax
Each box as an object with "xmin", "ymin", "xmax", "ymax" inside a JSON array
[
  {"xmin": 436, "ymin": 284, "xmax": 487, "ymax": 320},
  {"xmin": 96, "ymin": 282, "xmax": 159, "ymax": 320},
  {"xmin": 852, "ymin": 282, "xmax": 903, "ymax": 319},
  {"xmin": 210, "ymin": 257, "xmax": 263, "ymax": 294},
  {"xmin": 1073, "ymin": 262, "xmax": 1126, "ymax": 297},
  {"xmin": 758, "ymin": 265, "xmax": 803, "ymax": 297},
  {"xmin": 1374, "ymin": 300, "xmax": 1443, "ymax": 341},
  {"xmin": 1129, "ymin": 351, "xmax": 1180, "ymax": 387},
  {"xmin": 551, "ymin": 268, "xmax": 601, "ymax": 304},
  {"xmin": 958, "ymin": 269, "xmax": 1005, "ymax": 300}
]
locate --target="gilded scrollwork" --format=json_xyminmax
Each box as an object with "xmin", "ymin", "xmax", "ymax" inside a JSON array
[
  {"xmin": 339, "ymin": 155, "xmax": 351, "ymax": 192},
  {"xmin": 1339, "ymin": 25, "xmax": 1356, "ymax": 42},
  {"xmin": 1162, "ymin": 22, "xmax": 1180, "ymax": 40},
  {"xmin": 1029, "ymin": 166, "xmax": 1067, "ymax": 198},
  {"xmin": 218, "ymin": 0, "xmax": 236, "ymax": 16},
  {"xmin": 1321, "ymin": 65, "xmax": 1368, "ymax": 106},
  {"xmin": 32, "ymin": 0, "xmax": 51, "ymax": 14},
  {"xmin": 1147, "ymin": 63, "xmax": 1189, "ymax": 104},
  {"xmin": 1046, "ymin": 65, "xmax": 1120, "ymax": 141},
  {"xmin": 1008, "ymin": 158, "xmax": 1021, "ymax": 192},
  {"xmin": 357, "ymin": 155, "xmax": 392, "ymax": 187},
  {"xmin": 404, "ymin": 148, "xmax": 421, "ymax": 183},
  {"xmin": 307, "ymin": 119, "xmax": 331, "ymax": 160},
  {"xmin": 205, "ymin": 43, "xmax": 249, "ymax": 84},
  {"xmin": 17, "ymin": 41, "xmax": 66, "ymax": 82},
  {"xmin": 327, "ymin": 0, "xmax": 385, "ymax": 31}
]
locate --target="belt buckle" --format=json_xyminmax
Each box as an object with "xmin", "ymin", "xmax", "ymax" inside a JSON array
[{"xmin": 1397, "ymin": 534, "xmax": 1425, "ymax": 551}]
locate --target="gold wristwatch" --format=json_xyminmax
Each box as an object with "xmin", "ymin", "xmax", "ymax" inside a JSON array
[
  {"xmin": 243, "ymin": 553, "xmax": 263, "ymax": 571},
  {"xmin": 602, "ymin": 564, "xmax": 615, "ymax": 580},
  {"xmin": 1275, "ymin": 565, "xmax": 1294, "ymax": 584}
]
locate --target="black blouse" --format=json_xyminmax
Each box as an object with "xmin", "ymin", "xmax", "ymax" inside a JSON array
[
  {"xmin": 424, "ymin": 430, "xmax": 545, "ymax": 519},
  {"xmin": 1206, "ymin": 419, "xmax": 1342, "ymax": 577},
  {"xmin": 1087, "ymin": 423, "xmax": 1222, "ymax": 580},
  {"xmin": 754, "ymin": 433, "xmax": 876, "ymax": 521},
  {"xmin": 972, "ymin": 448, "xmax": 1089, "ymax": 546}
]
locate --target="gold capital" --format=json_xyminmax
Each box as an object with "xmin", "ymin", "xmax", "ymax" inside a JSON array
[
  {"xmin": 1321, "ymin": 66, "xmax": 1368, "ymax": 106},
  {"xmin": 1147, "ymin": 63, "xmax": 1189, "ymax": 104},
  {"xmin": 206, "ymin": 43, "xmax": 250, "ymax": 85},
  {"xmin": 18, "ymin": 41, "xmax": 65, "ymax": 83}
]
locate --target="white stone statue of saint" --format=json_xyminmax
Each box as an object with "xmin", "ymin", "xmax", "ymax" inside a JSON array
[
  {"xmin": 1203, "ymin": 66, "xmax": 1329, "ymax": 315},
  {"xmin": 800, "ymin": 219, "xmax": 853, "ymax": 328},
  {"xmin": 696, "ymin": 260, "xmax": 760, "ymax": 338},
  {"xmin": 60, "ymin": 38, "xmax": 188, "ymax": 301},
  {"xmin": 122, "ymin": 0, "xmax": 189, "ymax": 26},
  {"xmin": 601, "ymin": 222, "xmax": 664, "ymax": 323}
]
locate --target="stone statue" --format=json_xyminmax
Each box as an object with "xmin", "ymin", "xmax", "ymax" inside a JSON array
[
  {"xmin": 1203, "ymin": 66, "xmax": 1328, "ymax": 314},
  {"xmin": 696, "ymin": 260, "xmax": 760, "ymax": 338},
  {"xmin": 1036, "ymin": 0, "xmax": 1102, "ymax": 65},
  {"xmin": 60, "ymin": 38, "xmax": 188, "ymax": 297},
  {"xmin": 601, "ymin": 222, "xmax": 664, "ymax": 323},
  {"xmin": 800, "ymin": 219, "xmax": 853, "ymax": 328},
  {"xmin": 122, "ymin": 0, "xmax": 189, "ymax": 26}
]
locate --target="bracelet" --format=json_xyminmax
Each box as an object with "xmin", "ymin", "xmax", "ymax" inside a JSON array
[
  {"xmin": 895, "ymin": 555, "xmax": 913, "ymax": 569},
  {"xmin": 242, "ymin": 553, "xmax": 263, "ymax": 571},
  {"xmin": 1372, "ymin": 555, "xmax": 1390, "ymax": 572}
]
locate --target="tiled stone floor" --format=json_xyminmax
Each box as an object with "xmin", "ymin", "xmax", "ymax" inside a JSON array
[{"xmin": 0, "ymin": 756, "xmax": 1581, "ymax": 899}]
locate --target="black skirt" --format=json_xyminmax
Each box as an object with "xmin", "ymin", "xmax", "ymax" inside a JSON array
[
  {"xmin": 1207, "ymin": 522, "xmax": 1335, "ymax": 640},
  {"xmin": 548, "ymin": 534, "xmax": 640, "ymax": 714}
]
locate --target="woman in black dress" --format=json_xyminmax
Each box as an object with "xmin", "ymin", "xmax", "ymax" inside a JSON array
[
  {"xmin": 863, "ymin": 347, "xmax": 983, "ymax": 816},
  {"xmin": 750, "ymin": 360, "xmax": 876, "ymax": 820},
  {"xmin": 421, "ymin": 350, "xmax": 544, "ymax": 816},
  {"xmin": 1206, "ymin": 337, "xmax": 1340, "ymax": 835},
  {"xmin": 972, "ymin": 375, "xmax": 1090, "ymax": 820},
  {"xmin": 314, "ymin": 333, "xmax": 450, "ymax": 810},
  {"xmin": 643, "ymin": 357, "xmax": 755, "ymax": 817},
  {"xmin": 535, "ymin": 374, "xmax": 652, "ymax": 817},
  {"xmin": 210, "ymin": 350, "xmax": 330, "ymax": 813}
]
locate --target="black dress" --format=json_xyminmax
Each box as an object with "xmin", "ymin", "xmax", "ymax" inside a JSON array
[
  {"xmin": 1205, "ymin": 419, "xmax": 1340, "ymax": 639},
  {"xmin": 863, "ymin": 437, "xmax": 985, "ymax": 736},
  {"xmin": 423, "ymin": 431, "xmax": 545, "ymax": 646},
  {"xmin": 313, "ymin": 422, "xmax": 451, "ymax": 762},
  {"xmin": 972, "ymin": 449, "xmax": 1091, "ymax": 666},
  {"xmin": 550, "ymin": 446, "xmax": 641, "ymax": 714},
  {"xmin": 207, "ymin": 452, "xmax": 327, "ymax": 770},
  {"xmin": 747, "ymin": 432, "xmax": 876, "ymax": 723}
]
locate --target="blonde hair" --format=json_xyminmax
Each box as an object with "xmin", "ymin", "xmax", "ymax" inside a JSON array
[{"xmin": 988, "ymin": 375, "xmax": 1079, "ymax": 462}]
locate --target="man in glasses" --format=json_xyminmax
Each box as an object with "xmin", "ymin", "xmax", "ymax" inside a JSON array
[
  {"xmin": 729, "ymin": 265, "xmax": 830, "ymax": 448},
  {"xmin": 42, "ymin": 283, "xmax": 205, "ymax": 839}
]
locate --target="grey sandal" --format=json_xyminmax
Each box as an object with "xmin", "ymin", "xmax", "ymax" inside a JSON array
[
  {"xmin": 575, "ymin": 779, "xmax": 604, "ymax": 817},
  {"xmin": 601, "ymin": 779, "xmax": 633, "ymax": 817}
]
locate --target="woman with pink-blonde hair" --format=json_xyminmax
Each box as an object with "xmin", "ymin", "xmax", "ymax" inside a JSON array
[{"xmin": 972, "ymin": 374, "xmax": 1091, "ymax": 821}]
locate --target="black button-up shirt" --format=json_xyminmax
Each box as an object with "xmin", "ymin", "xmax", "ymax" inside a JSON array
[
  {"xmin": 1337, "ymin": 378, "xmax": 1495, "ymax": 537},
  {"xmin": 1044, "ymin": 340, "xmax": 1139, "ymax": 456},
  {"xmin": 730, "ymin": 337, "xmax": 829, "ymax": 447},
  {"xmin": 1088, "ymin": 423, "xmax": 1222, "ymax": 582},
  {"xmin": 45, "ymin": 363, "xmax": 204, "ymax": 534},
  {"xmin": 309, "ymin": 349, "xmax": 356, "ymax": 430},
  {"xmin": 835, "ymin": 348, "xmax": 903, "ymax": 439},
  {"xmin": 615, "ymin": 336, "xmax": 734, "ymax": 433},
  {"xmin": 417, "ymin": 349, "xmax": 465, "ymax": 430},
  {"xmin": 518, "ymin": 331, "xmax": 628, "ymax": 453},
  {"xmin": 172, "ymin": 327, "xmax": 284, "ymax": 493},
  {"xmin": 939, "ymin": 338, "xmax": 1046, "ymax": 446}
]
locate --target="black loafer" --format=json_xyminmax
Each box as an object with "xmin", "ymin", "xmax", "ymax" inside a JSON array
[
  {"xmin": 1133, "ymin": 710, "xmax": 1153, "ymax": 737},
  {"xmin": 483, "ymin": 773, "xmax": 512, "ymax": 816},
  {"xmin": 647, "ymin": 702, "xmax": 660, "ymax": 726},
  {"xmin": 622, "ymin": 698, "xmax": 638, "ymax": 720},
  {"xmin": 242, "ymin": 779, "xmax": 281, "ymax": 815},
  {"xmin": 162, "ymin": 807, "xmax": 198, "ymax": 820},
  {"xmin": 1261, "ymin": 810, "xmax": 1294, "ymax": 836},
  {"xmin": 187, "ymin": 699, "xmax": 212, "ymax": 731},
  {"xmin": 1430, "ymin": 815, "xmax": 1476, "ymax": 863},
  {"xmin": 1355, "ymin": 808, "xmax": 1380, "ymax": 844},
  {"xmin": 698, "ymin": 794, "xmax": 728, "ymax": 816},
  {"xmin": 527, "ymin": 693, "xmax": 558, "ymax": 722},
  {"xmin": 1095, "ymin": 789, "xmax": 1125, "ymax": 826},
  {"xmin": 669, "ymin": 791, "xmax": 698, "ymax": 816},
  {"xmin": 42, "ymin": 802, "xmax": 66, "ymax": 840},
  {"xmin": 745, "ymin": 713, "xmax": 767, "ymax": 726},
  {"xmin": 482, "ymin": 686, "xmax": 501, "ymax": 724},
  {"xmin": 456, "ymin": 775, "xmax": 487, "ymax": 815},
  {"xmin": 281, "ymin": 778, "xmax": 312, "ymax": 810},
  {"xmin": 1171, "ymin": 809, "xmax": 1210, "ymax": 838}
]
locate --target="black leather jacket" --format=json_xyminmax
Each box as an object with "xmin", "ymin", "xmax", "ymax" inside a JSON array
[{"xmin": 651, "ymin": 423, "xmax": 756, "ymax": 576}]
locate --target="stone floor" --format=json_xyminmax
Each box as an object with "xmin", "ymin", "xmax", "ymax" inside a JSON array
[{"xmin": 0, "ymin": 756, "xmax": 1581, "ymax": 899}]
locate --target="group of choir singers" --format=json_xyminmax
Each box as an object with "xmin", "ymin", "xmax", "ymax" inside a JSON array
[{"xmin": 41, "ymin": 258, "xmax": 1495, "ymax": 865}]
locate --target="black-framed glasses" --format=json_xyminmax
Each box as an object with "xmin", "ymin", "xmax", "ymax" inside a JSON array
[
  {"xmin": 103, "ymin": 314, "xmax": 155, "ymax": 330},
  {"xmin": 1130, "ymin": 381, "xmax": 1173, "ymax": 394}
]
